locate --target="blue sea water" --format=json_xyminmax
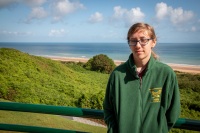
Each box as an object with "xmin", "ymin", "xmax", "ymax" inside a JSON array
[{"xmin": 0, "ymin": 42, "xmax": 200, "ymax": 66}]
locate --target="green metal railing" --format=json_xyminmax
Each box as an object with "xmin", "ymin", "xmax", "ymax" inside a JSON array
[
  {"xmin": 0, "ymin": 102, "xmax": 200, "ymax": 132},
  {"xmin": 0, "ymin": 123, "xmax": 87, "ymax": 133}
]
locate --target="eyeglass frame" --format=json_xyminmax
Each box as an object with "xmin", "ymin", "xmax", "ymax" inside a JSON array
[{"xmin": 128, "ymin": 38, "xmax": 153, "ymax": 46}]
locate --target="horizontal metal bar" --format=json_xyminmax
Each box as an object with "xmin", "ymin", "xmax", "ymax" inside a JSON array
[
  {"xmin": 174, "ymin": 118, "xmax": 200, "ymax": 131},
  {"xmin": 0, "ymin": 123, "xmax": 88, "ymax": 133},
  {"xmin": 0, "ymin": 102, "xmax": 104, "ymax": 119}
]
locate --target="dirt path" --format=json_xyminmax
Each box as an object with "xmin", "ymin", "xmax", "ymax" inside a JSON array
[{"xmin": 63, "ymin": 116, "xmax": 106, "ymax": 128}]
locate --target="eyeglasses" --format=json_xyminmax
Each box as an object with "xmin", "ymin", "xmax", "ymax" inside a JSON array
[{"xmin": 128, "ymin": 38, "xmax": 152, "ymax": 46}]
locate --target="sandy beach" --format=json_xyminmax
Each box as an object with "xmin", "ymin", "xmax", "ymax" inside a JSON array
[{"xmin": 48, "ymin": 56, "xmax": 200, "ymax": 74}]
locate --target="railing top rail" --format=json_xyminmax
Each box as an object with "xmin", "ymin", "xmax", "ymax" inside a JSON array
[{"xmin": 0, "ymin": 101, "xmax": 104, "ymax": 119}]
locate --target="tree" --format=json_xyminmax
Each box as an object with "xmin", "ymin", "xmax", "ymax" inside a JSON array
[{"xmin": 84, "ymin": 54, "xmax": 116, "ymax": 74}]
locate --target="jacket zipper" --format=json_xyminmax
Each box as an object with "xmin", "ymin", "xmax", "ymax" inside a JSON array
[{"xmin": 139, "ymin": 76, "xmax": 143, "ymax": 133}]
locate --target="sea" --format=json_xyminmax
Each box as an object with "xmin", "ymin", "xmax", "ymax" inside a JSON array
[{"xmin": 0, "ymin": 42, "xmax": 200, "ymax": 66}]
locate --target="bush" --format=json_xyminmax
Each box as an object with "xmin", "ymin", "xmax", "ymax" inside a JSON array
[
  {"xmin": 76, "ymin": 91, "xmax": 105, "ymax": 109},
  {"xmin": 84, "ymin": 54, "xmax": 116, "ymax": 74}
]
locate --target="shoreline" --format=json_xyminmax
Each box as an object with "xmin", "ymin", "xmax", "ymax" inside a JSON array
[{"xmin": 47, "ymin": 56, "xmax": 200, "ymax": 74}]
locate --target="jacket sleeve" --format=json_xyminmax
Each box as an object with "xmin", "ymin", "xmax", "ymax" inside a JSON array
[
  {"xmin": 103, "ymin": 76, "xmax": 118, "ymax": 133},
  {"xmin": 166, "ymin": 73, "xmax": 181, "ymax": 130}
]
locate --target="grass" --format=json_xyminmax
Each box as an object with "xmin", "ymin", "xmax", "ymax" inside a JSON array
[
  {"xmin": 0, "ymin": 111, "xmax": 107, "ymax": 133},
  {"xmin": 0, "ymin": 99, "xmax": 107, "ymax": 133}
]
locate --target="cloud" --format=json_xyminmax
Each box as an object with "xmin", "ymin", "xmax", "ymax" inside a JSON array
[
  {"xmin": 155, "ymin": 2, "xmax": 194, "ymax": 25},
  {"xmin": 51, "ymin": 0, "xmax": 85, "ymax": 22},
  {"xmin": 48, "ymin": 29, "xmax": 66, "ymax": 37},
  {"xmin": 155, "ymin": 2, "xmax": 168, "ymax": 20},
  {"xmin": 113, "ymin": 6, "xmax": 127, "ymax": 19},
  {"xmin": 88, "ymin": 12, "xmax": 103, "ymax": 23},
  {"xmin": 170, "ymin": 7, "xmax": 194, "ymax": 25},
  {"xmin": 23, "ymin": 0, "xmax": 46, "ymax": 7},
  {"xmin": 125, "ymin": 7, "xmax": 145, "ymax": 26},
  {"xmin": 0, "ymin": 0, "xmax": 84, "ymax": 23},
  {"xmin": 25, "ymin": 7, "xmax": 48, "ymax": 23},
  {"xmin": 0, "ymin": 0, "xmax": 46, "ymax": 9},
  {"xmin": 0, "ymin": 30, "xmax": 33, "ymax": 36},
  {"xmin": 0, "ymin": 0, "xmax": 19, "ymax": 9},
  {"xmin": 191, "ymin": 26, "xmax": 197, "ymax": 32},
  {"xmin": 112, "ymin": 6, "xmax": 145, "ymax": 27}
]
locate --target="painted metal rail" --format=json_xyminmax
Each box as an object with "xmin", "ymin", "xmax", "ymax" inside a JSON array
[{"xmin": 0, "ymin": 102, "xmax": 199, "ymax": 132}]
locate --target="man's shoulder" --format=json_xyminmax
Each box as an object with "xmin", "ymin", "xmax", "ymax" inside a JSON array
[
  {"xmin": 153, "ymin": 61, "xmax": 174, "ymax": 73},
  {"xmin": 110, "ymin": 62, "xmax": 128, "ymax": 76}
]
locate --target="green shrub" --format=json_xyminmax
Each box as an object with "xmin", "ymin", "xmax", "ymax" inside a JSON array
[
  {"xmin": 76, "ymin": 91, "xmax": 105, "ymax": 109},
  {"xmin": 84, "ymin": 54, "xmax": 116, "ymax": 74}
]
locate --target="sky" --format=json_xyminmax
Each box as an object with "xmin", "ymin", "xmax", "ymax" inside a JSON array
[{"xmin": 0, "ymin": 0, "xmax": 200, "ymax": 43}]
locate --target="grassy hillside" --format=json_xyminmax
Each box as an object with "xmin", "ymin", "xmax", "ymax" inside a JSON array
[
  {"xmin": 0, "ymin": 48, "xmax": 108, "ymax": 109},
  {"xmin": 0, "ymin": 48, "xmax": 200, "ymax": 133}
]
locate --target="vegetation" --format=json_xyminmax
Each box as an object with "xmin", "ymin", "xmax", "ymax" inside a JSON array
[
  {"xmin": 0, "ymin": 48, "xmax": 200, "ymax": 133},
  {"xmin": 171, "ymin": 71, "xmax": 200, "ymax": 133},
  {"xmin": 84, "ymin": 54, "xmax": 116, "ymax": 74},
  {"xmin": 0, "ymin": 48, "xmax": 108, "ymax": 109},
  {"xmin": 175, "ymin": 72, "xmax": 200, "ymax": 119}
]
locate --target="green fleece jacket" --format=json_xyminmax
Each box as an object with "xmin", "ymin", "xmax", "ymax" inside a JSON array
[{"xmin": 103, "ymin": 54, "xmax": 181, "ymax": 133}]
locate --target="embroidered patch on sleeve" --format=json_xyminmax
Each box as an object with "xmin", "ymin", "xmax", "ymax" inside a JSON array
[{"xmin": 149, "ymin": 88, "xmax": 162, "ymax": 103}]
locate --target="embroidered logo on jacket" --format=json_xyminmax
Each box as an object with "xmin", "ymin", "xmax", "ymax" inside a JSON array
[{"xmin": 149, "ymin": 88, "xmax": 162, "ymax": 102}]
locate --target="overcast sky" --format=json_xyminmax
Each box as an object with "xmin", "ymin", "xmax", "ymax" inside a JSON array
[{"xmin": 0, "ymin": 0, "xmax": 200, "ymax": 43}]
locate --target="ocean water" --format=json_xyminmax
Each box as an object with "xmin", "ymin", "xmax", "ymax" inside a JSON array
[{"xmin": 0, "ymin": 42, "xmax": 200, "ymax": 66}]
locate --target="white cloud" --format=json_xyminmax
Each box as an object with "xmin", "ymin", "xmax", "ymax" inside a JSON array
[
  {"xmin": 191, "ymin": 26, "xmax": 196, "ymax": 32},
  {"xmin": 51, "ymin": 0, "xmax": 85, "ymax": 22},
  {"xmin": 88, "ymin": 12, "xmax": 103, "ymax": 23},
  {"xmin": 112, "ymin": 6, "xmax": 145, "ymax": 27},
  {"xmin": 48, "ymin": 29, "xmax": 66, "ymax": 37},
  {"xmin": 0, "ymin": 30, "xmax": 33, "ymax": 36},
  {"xmin": 0, "ymin": 0, "xmax": 84, "ymax": 23},
  {"xmin": 125, "ymin": 7, "xmax": 145, "ymax": 26},
  {"xmin": 170, "ymin": 7, "xmax": 194, "ymax": 25},
  {"xmin": 113, "ymin": 6, "xmax": 127, "ymax": 19},
  {"xmin": 30, "ymin": 7, "xmax": 48, "ymax": 19},
  {"xmin": 0, "ymin": 0, "xmax": 48, "ymax": 23},
  {"xmin": 155, "ymin": 2, "xmax": 169, "ymax": 20},
  {"xmin": 25, "ymin": 7, "xmax": 48, "ymax": 23},
  {"xmin": 155, "ymin": 2, "xmax": 194, "ymax": 25}
]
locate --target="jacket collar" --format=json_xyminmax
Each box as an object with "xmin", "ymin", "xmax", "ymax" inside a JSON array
[{"xmin": 126, "ymin": 53, "xmax": 156, "ymax": 77}]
